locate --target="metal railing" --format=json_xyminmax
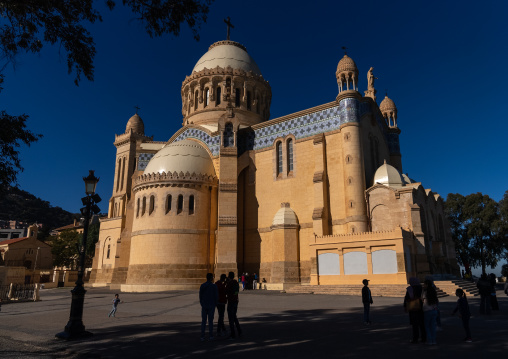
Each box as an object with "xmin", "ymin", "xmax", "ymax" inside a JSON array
[{"xmin": 0, "ymin": 283, "xmax": 38, "ymax": 301}]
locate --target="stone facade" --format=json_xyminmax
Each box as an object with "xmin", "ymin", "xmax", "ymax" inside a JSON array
[{"xmin": 90, "ymin": 40, "xmax": 459, "ymax": 291}]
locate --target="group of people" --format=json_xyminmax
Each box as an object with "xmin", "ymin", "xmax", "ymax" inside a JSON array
[
  {"xmin": 199, "ymin": 272, "xmax": 242, "ymax": 341},
  {"xmin": 476, "ymin": 273, "xmax": 500, "ymax": 314},
  {"xmin": 362, "ymin": 276, "xmax": 474, "ymax": 345},
  {"xmin": 239, "ymin": 272, "xmax": 259, "ymax": 291}
]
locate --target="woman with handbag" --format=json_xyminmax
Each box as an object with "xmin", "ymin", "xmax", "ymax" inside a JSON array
[{"xmin": 404, "ymin": 277, "xmax": 426, "ymax": 344}]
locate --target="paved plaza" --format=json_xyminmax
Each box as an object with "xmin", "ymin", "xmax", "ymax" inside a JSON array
[{"xmin": 0, "ymin": 287, "xmax": 507, "ymax": 358}]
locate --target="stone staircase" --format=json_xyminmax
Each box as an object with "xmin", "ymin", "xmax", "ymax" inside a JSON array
[
  {"xmin": 434, "ymin": 280, "xmax": 479, "ymax": 297},
  {"xmin": 286, "ymin": 284, "xmax": 408, "ymax": 297}
]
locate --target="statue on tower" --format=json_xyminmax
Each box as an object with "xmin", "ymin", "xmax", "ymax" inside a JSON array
[
  {"xmin": 365, "ymin": 67, "xmax": 378, "ymax": 101},
  {"xmin": 367, "ymin": 67, "xmax": 378, "ymax": 91}
]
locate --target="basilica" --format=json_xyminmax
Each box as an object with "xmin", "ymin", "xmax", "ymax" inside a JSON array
[{"xmin": 90, "ymin": 37, "xmax": 459, "ymax": 291}]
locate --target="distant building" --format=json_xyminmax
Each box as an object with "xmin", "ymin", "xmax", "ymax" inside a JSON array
[{"xmin": 0, "ymin": 225, "xmax": 52, "ymax": 270}]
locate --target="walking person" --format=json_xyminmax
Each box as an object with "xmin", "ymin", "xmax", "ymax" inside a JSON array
[
  {"xmin": 451, "ymin": 288, "xmax": 472, "ymax": 342},
  {"xmin": 199, "ymin": 273, "xmax": 218, "ymax": 341},
  {"xmin": 422, "ymin": 279, "xmax": 439, "ymax": 345},
  {"xmin": 108, "ymin": 294, "xmax": 122, "ymax": 317},
  {"xmin": 477, "ymin": 274, "xmax": 492, "ymax": 314},
  {"xmin": 361, "ymin": 279, "xmax": 373, "ymax": 325},
  {"xmin": 404, "ymin": 277, "xmax": 426, "ymax": 343},
  {"xmin": 215, "ymin": 274, "xmax": 228, "ymax": 337},
  {"xmin": 241, "ymin": 273, "xmax": 246, "ymax": 291},
  {"xmin": 226, "ymin": 271, "xmax": 242, "ymax": 339},
  {"xmin": 252, "ymin": 273, "xmax": 258, "ymax": 290}
]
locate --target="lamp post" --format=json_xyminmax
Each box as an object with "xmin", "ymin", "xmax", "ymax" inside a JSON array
[{"xmin": 56, "ymin": 170, "xmax": 101, "ymax": 340}]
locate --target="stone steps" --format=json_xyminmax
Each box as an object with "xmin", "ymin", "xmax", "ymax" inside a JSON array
[
  {"xmin": 286, "ymin": 284, "xmax": 408, "ymax": 297},
  {"xmin": 434, "ymin": 280, "xmax": 479, "ymax": 297}
]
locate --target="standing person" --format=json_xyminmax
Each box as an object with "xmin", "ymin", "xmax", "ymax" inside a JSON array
[
  {"xmin": 199, "ymin": 273, "xmax": 218, "ymax": 341},
  {"xmin": 241, "ymin": 273, "xmax": 246, "ymax": 291},
  {"xmin": 361, "ymin": 279, "xmax": 373, "ymax": 325},
  {"xmin": 477, "ymin": 274, "xmax": 492, "ymax": 314},
  {"xmin": 108, "ymin": 294, "xmax": 122, "ymax": 317},
  {"xmin": 425, "ymin": 276, "xmax": 442, "ymax": 331},
  {"xmin": 252, "ymin": 273, "xmax": 258, "ymax": 290},
  {"xmin": 422, "ymin": 279, "xmax": 439, "ymax": 345},
  {"xmin": 226, "ymin": 271, "xmax": 242, "ymax": 339},
  {"xmin": 451, "ymin": 288, "xmax": 472, "ymax": 342},
  {"xmin": 404, "ymin": 277, "xmax": 426, "ymax": 344},
  {"xmin": 489, "ymin": 273, "xmax": 499, "ymax": 310},
  {"xmin": 215, "ymin": 274, "xmax": 228, "ymax": 337}
]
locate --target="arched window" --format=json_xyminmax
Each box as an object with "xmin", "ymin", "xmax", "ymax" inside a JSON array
[
  {"xmin": 287, "ymin": 139, "xmax": 293, "ymax": 173},
  {"xmin": 149, "ymin": 195, "xmax": 155, "ymax": 215},
  {"xmin": 189, "ymin": 195, "xmax": 195, "ymax": 215},
  {"xmin": 204, "ymin": 88, "xmax": 209, "ymax": 107},
  {"xmin": 276, "ymin": 141, "xmax": 283, "ymax": 176},
  {"xmin": 116, "ymin": 158, "xmax": 121, "ymax": 192},
  {"xmin": 177, "ymin": 195, "xmax": 183, "ymax": 214},
  {"xmin": 136, "ymin": 198, "xmax": 140, "ymax": 217},
  {"xmin": 107, "ymin": 244, "xmax": 111, "ymax": 259},
  {"xmin": 216, "ymin": 86, "xmax": 221, "ymax": 106},
  {"xmin": 247, "ymin": 91, "xmax": 251, "ymax": 110},
  {"xmin": 224, "ymin": 122, "xmax": 234, "ymax": 147},
  {"xmin": 235, "ymin": 88, "xmax": 240, "ymax": 107},
  {"xmin": 142, "ymin": 196, "xmax": 146, "ymax": 216},
  {"xmin": 165, "ymin": 195, "xmax": 172, "ymax": 214},
  {"xmin": 120, "ymin": 157, "xmax": 126, "ymax": 191},
  {"xmin": 194, "ymin": 91, "xmax": 199, "ymax": 110}
]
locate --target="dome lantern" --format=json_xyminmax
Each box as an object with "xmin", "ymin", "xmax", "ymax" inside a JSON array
[
  {"xmin": 125, "ymin": 113, "xmax": 145, "ymax": 135},
  {"xmin": 336, "ymin": 54, "xmax": 359, "ymax": 94},
  {"xmin": 379, "ymin": 94, "xmax": 398, "ymax": 128}
]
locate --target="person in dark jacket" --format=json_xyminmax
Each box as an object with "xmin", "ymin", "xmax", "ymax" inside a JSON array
[
  {"xmin": 215, "ymin": 274, "xmax": 228, "ymax": 336},
  {"xmin": 452, "ymin": 288, "xmax": 472, "ymax": 342},
  {"xmin": 489, "ymin": 273, "xmax": 499, "ymax": 310},
  {"xmin": 226, "ymin": 271, "xmax": 242, "ymax": 339},
  {"xmin": 361, "ymin": 279, "xmax": 373, "ymax": 324},
  {"xmin": 199, "ymin": 273, "xmax": 218, "ymax": 341},
  {"xmin": 404, "ymin": 277, "xmax": 426, "ymax": 343},
  {"xmin": 476, "ymin": 274, "xmax": 492, "ymax": 314}
]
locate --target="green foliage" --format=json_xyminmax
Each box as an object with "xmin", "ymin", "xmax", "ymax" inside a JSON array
[
  {"xmin": 0, "ymin": 0, "xmax": 213, "ymax": 85},
  {"xmin": 86, "ymin": 223, "xmax": 100, "ymax": 266},
  {"xmin": 445, "ymin": 192, "xmax": 507, "ymax": 274},
  {"xmin": 0, "ymin": 186, "xmax": 77, "ymax": 230},
  {"xmin": 51, "ymin": 230, "xmax": 81, "ymax": 269}
]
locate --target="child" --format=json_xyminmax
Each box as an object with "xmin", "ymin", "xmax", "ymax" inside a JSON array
[
  {"xmin": 451, "ymin": 289, "xmax": 472, "ymax": 342},
  {"xmin": 108, "ymin": 294, "xmax": 123, "ymax": 317}
]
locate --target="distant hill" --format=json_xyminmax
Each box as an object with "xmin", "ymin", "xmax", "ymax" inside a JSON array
[{"xmin": 0, "ymin": 186, "xmax": 77, "ymax": 230}]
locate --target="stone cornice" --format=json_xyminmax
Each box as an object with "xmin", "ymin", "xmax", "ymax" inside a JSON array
[
  {"xmin": 132, "ymin": 171, "xmax": 218, "ymax": 192},
  {"xmin": 182, "ymin": 65, "xmax": 270, "ymax": 89},
  {"xmin": 335, "ymin": 90, "xmax": 362, "ymax": 103},
  {"xmin": 114, "ymin": 131, "xmax": 153, "ymax": 147}
]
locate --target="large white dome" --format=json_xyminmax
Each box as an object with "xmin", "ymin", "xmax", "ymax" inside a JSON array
[
  {"xmin": 143, "ymin": 140, "xmax": 215, "ymax": 176},
  {"xmin": 192, "ymin": 40, "xmax": 262, "ymax": 75}
]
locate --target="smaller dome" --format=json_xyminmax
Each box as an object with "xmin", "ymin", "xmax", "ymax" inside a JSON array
[
  {"xmin": 401, "ymin": 173, "xmax": 416, "ymax": 184},
  {"xmin": 272, "ymin": 204, "xmax": 299, "ymax": 227},
  {"xmin": 126, "ymin": 114, "xmax": 145, "ymax": 135},
  {"xmin": 336, "ymin": 54, "xmax": 358, "ymax": 74},
  {"xmin": 143, "ymin": 140, "xmax": 215, "ymax": 177},
  {"xmin": 373, "ymin": 161, "xmax": 405, "ymax": 187},
  {"xmin": 380, "ymin": 95, "xmax": 397, "ymax": 112}
]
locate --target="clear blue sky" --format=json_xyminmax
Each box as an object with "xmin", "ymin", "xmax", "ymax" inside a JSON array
[{"xmin": 3, "ymin": 1, "xmax": 507, "ymax": 218}]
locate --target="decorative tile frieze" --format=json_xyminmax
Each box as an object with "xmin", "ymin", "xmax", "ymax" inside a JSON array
[
  {"xmin": 137, "ymin": 153, "xmax": 155, "ymax": 171},
  {"xmin": 174, "ymin": 128, "xmax": 220, "ymax": 156}
]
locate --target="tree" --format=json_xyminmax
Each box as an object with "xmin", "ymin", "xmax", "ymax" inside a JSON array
[
  {"xmin": 502, "ymin": 263, "xmax": 508, "ymax": 278},
  {"xmin": 85, "ymin": 223, "xmax": 100, "ymax": 267},
  {"xmin": 0, "ymin": 0, "xmax": 213, "ymax": 187},
  {"xmin": 445, "ymin": 192, "xmax": 506, "ymax": 275},
  {"xmin": 51, "ymin": 230, "xmax": 81, "ymax": 269}
]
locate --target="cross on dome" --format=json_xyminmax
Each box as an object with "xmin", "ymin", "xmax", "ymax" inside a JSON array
[{"xmin": 224, "ymin": 17, "xmax": 234, "ymax": 40}]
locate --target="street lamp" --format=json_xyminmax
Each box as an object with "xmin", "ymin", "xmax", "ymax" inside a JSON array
[{"xmin": 56, "ymin": 170, "xmax": 101, "ymax": 340}]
